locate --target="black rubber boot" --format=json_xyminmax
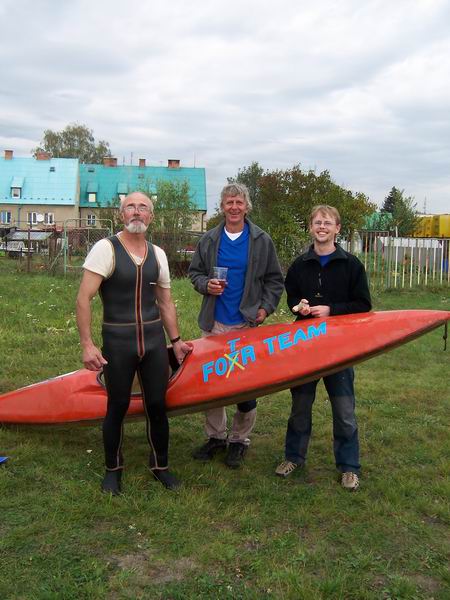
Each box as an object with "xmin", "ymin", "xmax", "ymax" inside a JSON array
[
  {"xmin": 152, "ymin": 469, "xmax": 182, "ymax": 491},
  {"xmin": 101, "ymin": 469, "xmax": 122, "ymax": 496}
]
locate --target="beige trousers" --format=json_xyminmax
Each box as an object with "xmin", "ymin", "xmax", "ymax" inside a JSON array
[{"xmin": 201, "ymin": 321, "xmax": 257, "ymax": 446}]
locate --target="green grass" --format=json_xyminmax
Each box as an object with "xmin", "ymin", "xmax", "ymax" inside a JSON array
[{"xmin": 0, "ymin": 258, "xmax": 449, "ymax": 599}]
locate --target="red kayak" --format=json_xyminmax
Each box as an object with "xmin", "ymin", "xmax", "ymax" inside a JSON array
[{"xmin": 0, "ymin": 310, "xmax": 448, "ymax": 425}]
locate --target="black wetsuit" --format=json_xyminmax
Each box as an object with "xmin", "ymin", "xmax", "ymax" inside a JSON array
[{"xmin": 100, "ymin": 235, "xmax": 169, "ymax": 472}]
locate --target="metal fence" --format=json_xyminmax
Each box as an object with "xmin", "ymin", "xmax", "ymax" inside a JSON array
[
  {"xmin": 0, "ymin": 220, "xmax": 113, "ymax": 274},
  {"xmin": 0, "ymin": 223, "xmax": 64, "ymax": 273},
  {"xmin": 62, "ymin": 219, "xmax": 113, "ymax": 275},
  {"xmin": 340, "ymin": 231, "xmax": 450, "ymax": 290},
  {"xmin": 1, "ymin": 224, "xmax": 449, "ymax": 290}
]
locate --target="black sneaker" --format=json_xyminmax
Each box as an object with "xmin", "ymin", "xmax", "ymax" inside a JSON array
[
  {"xmin": 101, "ymin": 470, "xmax": 122, "ymax": 496},
  {"xmin": 152, "ymin": 469, "xmax": 182, "ymax": 491},
  {"xmin": 225, "ymin": 442, "xmax": 247, "ymax": 469},
  {"xmin": 192, "ymin": 437, "xmax": 227, "ymax": 461}
]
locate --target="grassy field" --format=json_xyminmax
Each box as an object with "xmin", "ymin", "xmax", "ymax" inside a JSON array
[{"xmin": 0, "ymin": 259, "xmax": 449, "ymax": 599}]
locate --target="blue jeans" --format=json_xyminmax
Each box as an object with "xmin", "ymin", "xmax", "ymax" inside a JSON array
[{"xmin": 284, "ymin": 368, "xmax": 360, "ymax": 473}]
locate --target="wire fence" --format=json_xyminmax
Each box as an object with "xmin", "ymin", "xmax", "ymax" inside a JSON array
[
  {"xmin": 62, "ymin": 219, "xmax": 113, "ymax": 275},
  {"xmin": 1, "ymin": 224, "xmax": 449, "ymax": 290}
]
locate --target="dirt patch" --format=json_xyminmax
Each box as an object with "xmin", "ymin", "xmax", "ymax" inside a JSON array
[
  {"xmin": 111, "ymin": 551, "xmax": 197, "ymax": 586},
  {"xmin": 371, "ymin": 573, "xmax": 442, "ymax": 597},
  {"xmin": 422, "ymin": 514, "xmax": 446, "ymax": 527},
  {"xmin": 409, "ymin": 573, "xmax": 442, "ymax": 595}
]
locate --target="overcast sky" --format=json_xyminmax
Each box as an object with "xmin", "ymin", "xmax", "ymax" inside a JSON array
[{"xmin": 1, "ymin": 0, "xmax": 449, "ymax": 214}]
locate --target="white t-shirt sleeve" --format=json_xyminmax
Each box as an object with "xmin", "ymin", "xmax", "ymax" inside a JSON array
[
  {"xmin": 153, "ymin": 245, "xmax": 171, "ymax": 288},
  {"xmin": 83, "ymin": 238, "xmax": 114, "ymax": 278}
]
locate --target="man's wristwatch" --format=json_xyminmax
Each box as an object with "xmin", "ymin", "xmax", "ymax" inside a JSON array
[{"xmin": 170, "ymin": 336, "xmax": 181, "ymax": 344}]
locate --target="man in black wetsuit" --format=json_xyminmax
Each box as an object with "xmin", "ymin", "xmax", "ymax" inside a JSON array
[{"xmin": 76, "ymin": 192, "xmax": 190, "ymax": 494}]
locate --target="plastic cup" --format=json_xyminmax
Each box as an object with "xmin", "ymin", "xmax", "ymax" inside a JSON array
[{"xmin": 213, "ymin": 266, "xmax": 228, "ymax": 289}]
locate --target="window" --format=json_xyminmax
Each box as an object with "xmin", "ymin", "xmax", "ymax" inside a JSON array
[
  {"xmin": 117, "ymin": 183, "xmax": 128, "ymax": 199},
  {"xmin": 87, "ymin": 182, "xmax": 98, "ymax": 201},
  {"xmin": 44, "ymin": 213, "xmax": 54, "ymax": 225},
  {"xmin": 49, "ymin": 166, "xmax": 55, "ymax": 172},
  {"xmin": 27, "ymin": 212, "xmax": 37, "ymax": 225},
  {"xmin": 0, "ymin": 210, "xmax": 11, "ymax": 224},
  {"xmin": 11, "ymin": 187, "xmax": 21, "ymax": 199},
  {"xmin": 88, "ymin": 167, "xmax": 95, "ymax": 173},
  {"xmin": 87, "ymin": 214, "xmax": 96, "ymax": 226}
]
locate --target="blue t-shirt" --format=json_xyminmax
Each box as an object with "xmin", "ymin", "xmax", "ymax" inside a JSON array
[
  {"xmin": 319, "ymin": 253, "xmax": 333, "ymax": 267},
  {"xmin": 214, "ymin": 224, "xmax": 249, "ymax": 325}
]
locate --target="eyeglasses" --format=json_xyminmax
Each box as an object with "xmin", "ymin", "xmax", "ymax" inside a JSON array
[
  {"xmin": 123, "ymin": 204, "xmax": 151, "ymax": 214},
  {"xmin": 312, "ymin": 220, "xmax": 335, "ymax": 227}
]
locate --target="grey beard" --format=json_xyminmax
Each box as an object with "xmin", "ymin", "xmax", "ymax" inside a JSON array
[{"xmin": 124, "ymin": 221, "xmax": 148, "ymax": 234}]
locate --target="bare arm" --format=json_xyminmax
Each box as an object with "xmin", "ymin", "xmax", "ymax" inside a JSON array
[
  {"xmin": 155, "ymin": 286, "xmax": 191, "ymax": 364},
  {"xmin": 76, "ymin": 270, "xmax": 108, "ymax": 371}
]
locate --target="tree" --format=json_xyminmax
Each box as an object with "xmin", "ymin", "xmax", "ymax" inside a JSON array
[
  {"xmin": 225, "ymin": 163, "xmax": 375, "ymax": 269},
  {"xmin": 392, "ymin": 192, "xmax": 419, "ymax": 237},
  {"xmin": 32, "ymin": 123, "xmax": 112, "ymax": 163},
  {"xmin": 382, "ymin": 187, "xmax": 419, "ymax": 236},
  {"xmin": 382, "ymin": 187, "xmax": 400, "ymax": 213},
  {"xmin": 144, "ymin": 179, "xmax": 197, "ymax": 267}
]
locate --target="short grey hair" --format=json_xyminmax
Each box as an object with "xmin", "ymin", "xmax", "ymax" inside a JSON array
[
  {"xmin": 220, "ymin": 183, "xmax": 252, "ymax": 212},
  {"xmin": 119, "ymin": 191, "xmax": 154, "ymax": 214}
]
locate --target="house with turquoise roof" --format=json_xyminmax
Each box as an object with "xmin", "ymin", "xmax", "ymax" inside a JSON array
[
  {"xmin": 0, "ymin": 152, "xmax": 207, "ymax": 232},
  {"xmin": 79, "ymin": 157, "xmax": 207, "ymax": 231},
  {"xmin": 0, "ymin": 150, "xmax": 79, "ymax": 227}
]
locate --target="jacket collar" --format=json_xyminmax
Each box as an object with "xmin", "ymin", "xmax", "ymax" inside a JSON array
[
  {"xmin": 304, "ymin": 243, "xmax": 348, "ymax": 262},
  {"xmin": 209, "ymin": 217, "xmax": 263, "ymax": 241}
]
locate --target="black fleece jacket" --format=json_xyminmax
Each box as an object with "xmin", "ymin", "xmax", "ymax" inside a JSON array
[{"xmin": 285, "ymin": 244, "xmax": 372, "ymax": 319}]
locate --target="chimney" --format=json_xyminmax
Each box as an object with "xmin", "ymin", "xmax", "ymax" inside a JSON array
[
  {"xmin": 4, "ymin": 150, "xmax": 13, "ymax": 160},
  {"xmin": 36, "ymin": 150, "xmax": 51, "ymax": 160},
  {"xmin": 139, "ymin": 158, "xmax": 146, "ymax": 168},
  {"xmin": 103, "ymin": 157, "xmax": 117, "ymax": 167},
  {"xmin": 168, "ymin": 159, "xmax": 180, "ymax": 169}
]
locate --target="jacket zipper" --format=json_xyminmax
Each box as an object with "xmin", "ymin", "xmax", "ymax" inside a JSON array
[{"xmin": 136, "ymin": 264, "xmax": 145, "ymax": 358}]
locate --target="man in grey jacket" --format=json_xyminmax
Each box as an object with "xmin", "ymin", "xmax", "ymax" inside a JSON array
[{"xmin": 188, "ymin": 183, "xmax": 284, "ymax": 468}]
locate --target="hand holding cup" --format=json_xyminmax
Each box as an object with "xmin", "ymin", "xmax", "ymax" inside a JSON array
[{"xmin": 208, "ymin": 267, "xmax": 228, "ymax": 295}]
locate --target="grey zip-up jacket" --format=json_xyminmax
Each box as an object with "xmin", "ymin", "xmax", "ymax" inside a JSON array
[{"xmin": 188, "ymin": 219, "xmax": 284, "ymax": 332}]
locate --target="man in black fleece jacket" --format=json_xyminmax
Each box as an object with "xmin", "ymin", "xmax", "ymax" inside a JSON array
[{"xmin": 275, "ymin": 205, "xmax": 371, "ymax": 490}]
